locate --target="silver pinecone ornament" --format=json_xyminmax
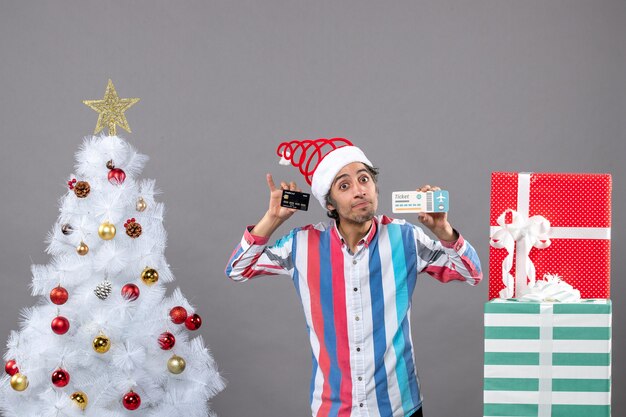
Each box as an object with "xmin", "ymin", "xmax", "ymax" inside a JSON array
[{"xmin": 94, "ymin": 279, "xmax": 112, "ymax": 300}]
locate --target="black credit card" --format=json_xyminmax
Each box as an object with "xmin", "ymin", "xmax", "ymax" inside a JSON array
[{"xmin": 281, "ymin": 190, "xmax": 310, "ymax": 211}]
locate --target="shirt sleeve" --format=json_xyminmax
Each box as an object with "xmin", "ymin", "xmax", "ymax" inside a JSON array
[
  {"xmin": 413, "ymin": 225, "xmax": 483, "ymax": 285},
  {"xmin": 225, "ymin": 226, "xmax": 295, "ymax": 282}
]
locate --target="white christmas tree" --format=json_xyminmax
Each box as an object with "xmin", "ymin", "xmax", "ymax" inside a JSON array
[{"xmin": 0, "ymin": 80, "xmax": 225, "ymax": 417}]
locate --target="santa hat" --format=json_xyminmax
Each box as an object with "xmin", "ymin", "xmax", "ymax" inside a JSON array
[{"xmin": 276, "ymin": 138, "xmax": 372, "ymax": 208}]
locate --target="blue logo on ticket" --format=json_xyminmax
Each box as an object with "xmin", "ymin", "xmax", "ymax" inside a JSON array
[{"xmin": 392, "ymin": 190, "xmax": 449, "ymax": 213}]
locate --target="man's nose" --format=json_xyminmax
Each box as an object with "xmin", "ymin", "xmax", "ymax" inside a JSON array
[{"xmin": 354, "ymin": 182, "xmax": 367, "ymax": 196}]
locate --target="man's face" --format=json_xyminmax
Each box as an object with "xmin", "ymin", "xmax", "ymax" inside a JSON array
[{"xmin": 326, "ymin": 162, "xmax": 378, "ymax": 224}]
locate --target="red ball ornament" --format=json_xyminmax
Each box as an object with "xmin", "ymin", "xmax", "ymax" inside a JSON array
[
  {"xmin": 158, "ymin": 332, "xmax": 176, "ymax": 350},
  {"xmin": 121, "ymin": 283, "xmax": 140, "ymax": 301},
  {"xmin": 51, "ymin": 368, "xmax": 70, "ymax": 388},
  {"xmin": 51, "ymin": 316, "xmax": 70, "ymax": 335},
  {"xmin": 5, "ymin": 360, "xmax": 18, "ymax": 376},
  {"xmin": 185, "ymin": 314, "xmax": 202, "ymax": 331},
  {"xmin": 169, "ymin": 306, "xmax": 188, "ymax": 324},
  {"xmin": 122, "ymin": 390, "xmax": 141, "ymax": 410},
  {"xmin": 50, "ymin": 286, "xmax": 68, "ymax": 305},
  {"xmin": 108, "ymin": 168, "xmax": 126, "ymax": 185}
]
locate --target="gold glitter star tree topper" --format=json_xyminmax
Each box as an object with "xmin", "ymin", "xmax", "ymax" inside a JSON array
[{"xmin": 83, "ymin": 79, "xmax": 140, "ymax": 136}]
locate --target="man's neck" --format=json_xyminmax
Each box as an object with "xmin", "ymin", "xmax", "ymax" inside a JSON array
[{"xmin": 336, "ymin": 218, "xmax": 374, "ymax": 253}]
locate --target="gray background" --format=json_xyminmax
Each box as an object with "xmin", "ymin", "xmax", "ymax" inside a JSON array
[{"xmin": 0, "ymin": 1, "xmax": 624, "ymax": 416}]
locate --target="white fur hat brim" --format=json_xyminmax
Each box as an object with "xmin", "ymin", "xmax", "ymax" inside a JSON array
[{"xmin": 311, "ymin": 146, "xmax": 372, "ymax": 209}]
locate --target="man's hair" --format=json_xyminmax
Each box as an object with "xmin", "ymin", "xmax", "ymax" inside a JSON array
[{"xmin": 325, "ymin": 164, "xmax": 379, "ymax": 220}]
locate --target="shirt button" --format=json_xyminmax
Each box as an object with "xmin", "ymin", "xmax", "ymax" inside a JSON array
[
  {"xmin": 358, "ymin": 376, "xmax": 363, "ymax": 381},
  {"xmin": 353, "ymin": 287, "xmax": 358, "ymax": 292},
  {"xmin": 356, "ymin": 347, "xmax": 361, "ymax": 352},
  {"xmin": 352, "ymin": 260, "xmax": 357, "ymax": 265},
  {"xmin": 355, "ymin": 316, "xmax": 360, "ymax": 321},
  {"xmin": 359, "ymin": 403, "xmax": 364, "ymax": 407}
]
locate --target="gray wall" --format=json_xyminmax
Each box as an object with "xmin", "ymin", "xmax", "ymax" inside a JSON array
[{"xmin": 1, "ymin": 1, "xmax": 624, "ymax": 416}]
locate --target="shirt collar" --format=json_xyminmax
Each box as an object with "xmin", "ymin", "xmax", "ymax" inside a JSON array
[{"xmin": 332, "ymin": 216, "xmax": 379, "ymax": 248}]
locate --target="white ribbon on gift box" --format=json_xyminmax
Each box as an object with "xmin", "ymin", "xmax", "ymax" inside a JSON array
[
  {"xmin": 523, "ymin": 274, "xmax": 580, "ymax": 416},
  {"xmin": 489, "ymin": 172, "xmax": 611, "ymax": 299},
  {"xmin": 518, "ymin": 273, "xmax": 582, "ymax": 303},
  {"xmin": 538, "ymin": 303, "xmax": 554, "ymax": 417}
]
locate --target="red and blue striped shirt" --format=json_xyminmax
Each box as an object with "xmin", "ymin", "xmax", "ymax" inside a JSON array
[{"xmin": 226, "ymin": 215, "xmax": 482, "ymax": 417}]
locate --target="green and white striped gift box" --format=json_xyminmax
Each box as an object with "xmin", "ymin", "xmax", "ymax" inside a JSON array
[{"xmin": 483, "ymin": 299, "xmax": 611, "ymax": 417}]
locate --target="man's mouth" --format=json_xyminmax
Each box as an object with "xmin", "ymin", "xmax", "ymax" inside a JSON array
[{"xmin": 352, "ymin": 201, "xmax": 370, "ymax": 209}]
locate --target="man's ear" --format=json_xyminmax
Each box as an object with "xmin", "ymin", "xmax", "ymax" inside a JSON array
[{"xmin": 326, "ymin": 202, "xmax": 335, "ymax": 212}]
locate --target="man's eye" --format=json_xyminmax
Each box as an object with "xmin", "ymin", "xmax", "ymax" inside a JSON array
[
  {"xmin": 339, "ymin": 183, "xmax": 349, "ymax": 190},
  {"xmin": 360, "ymin": 176, "xmax": 369, "ymax": 182}
]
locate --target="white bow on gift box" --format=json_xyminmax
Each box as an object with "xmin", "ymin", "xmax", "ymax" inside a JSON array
[
  {"xmin": 490, "ymin": 208, "xmax": 551, "ymax": 299},
  {"xmin": 517, "ymin": 273, "xmax": 581, "ymax": 302}
]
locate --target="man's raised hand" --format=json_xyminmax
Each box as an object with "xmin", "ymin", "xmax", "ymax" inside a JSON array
[
  {"xmin": 266, "ymin": 174, "xmax": 301, "ymax": 222},
  {"xmin": 416, "ymin": 184, "xmax": 457, "ymax": 242}
]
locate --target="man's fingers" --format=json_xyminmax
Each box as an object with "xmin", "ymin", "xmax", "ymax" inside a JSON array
[
  {"xmin": 416, "ymin": 184, "xmax": 442, "ymax": 192},
  {"xmin": 267, "ymin": 174, "xmax": 299, "ymax": 193},
  {"xmin": 267, "ymin": 174, "xmax": 277, "ymax": 191}
]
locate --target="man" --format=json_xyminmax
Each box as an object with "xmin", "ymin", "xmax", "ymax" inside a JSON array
[{"xmin": 226, "ymin": 138, "xmax": 482, "ymax": 417}]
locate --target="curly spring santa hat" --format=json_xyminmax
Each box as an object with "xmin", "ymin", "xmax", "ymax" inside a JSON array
[{"xmin": 276, "ymin": 138, "xmax": 372, "ymax": 208}]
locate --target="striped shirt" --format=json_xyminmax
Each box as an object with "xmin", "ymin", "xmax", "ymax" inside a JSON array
[{"xmin": 225, "ymin": 215, "xmax": 482, "ymax": 417}]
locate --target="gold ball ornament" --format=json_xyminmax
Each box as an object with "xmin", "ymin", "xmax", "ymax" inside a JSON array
[
  {"xmin": 77, "ymin": 241, "xmax": 89, "ymax": 256},
  {"xmin": 10, "ymin": 373, "xmax": 29, "ymax": 391},
  {"xmin": 98, "ymin": 222, "xmax": 116, "ymax": 240},
  {"xmin": 141, "ymin": 267, "xmax": 159, "ymax": 286},
  {"xmin": 93, "ymin": 334, "xmax": 111, "ymax": 353},
  {"xmin": 167, "ymin": 355, "xmax": 186, "ymax": 374},
  {"xmin": 136, "ymin": 197, "xmax": 147, "ymax": 212},
  {"xmin": 70, "ymin": 391, "xmax": 88, "ymax": 410}
]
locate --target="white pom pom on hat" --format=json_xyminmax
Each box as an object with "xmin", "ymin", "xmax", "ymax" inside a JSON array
[{"xmin": 276, "ymin": 138, "xmax": 372, "ymax": 208}]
